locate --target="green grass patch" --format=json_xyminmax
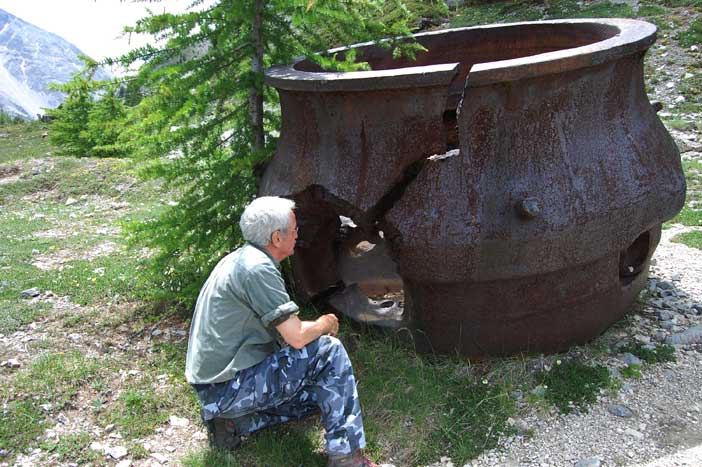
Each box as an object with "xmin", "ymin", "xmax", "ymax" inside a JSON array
[
  {"xmin": 0, "ymin": 122, "xmax": 53, "ymax": 164},
  {"xmin": 668, "ymin": 160, "xmax": 702, "ymax": 227},
  {"xmin": 40, "ymin": 431, "xmax": 102, "ymax": 465},
  {"xmin": 0, "ymin": 351, "xmax": 100, "ymax": 461},
  {"xmin": 622, "ymin": 342, "xmax": 678, "ymax": 364},
  {"xmin": 621, "ymin": 364, "xmax": 643, "ymax": 379},
  {"xmin": 0, "ymin": 400, "xmax": 46, "ymax": 458},
  {"xmin": 676, "ymin": 18, "xmax": 702, "ymax": 48},
  {"xmin": 106, "ymin": 385, "xmax": 171, "ymax": 438},
  {"xmin": 0, "ymin": 300, "xmax": 50, "ymax": 334},
  {"xmin": 672, "ymin": 230, "xmax": 702, "ymax": 249},
  {"xmin": 10, "ymin": 350, "xmax": 101, "ymax": 407},
  {"xmin": 537, "ymin": 360, "xmax": 611, "ymax": 414}
]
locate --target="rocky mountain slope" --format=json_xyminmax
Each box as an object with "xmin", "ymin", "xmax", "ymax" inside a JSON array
[{"xmin": 0, "ymin": 8, "xmax": 109, "ymax": 119}]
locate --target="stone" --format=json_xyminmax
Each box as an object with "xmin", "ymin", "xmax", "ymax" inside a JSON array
[
  {"xmin": 169, "ymin": 415, "xmax": 189, "ymax": 427},
  {"xmin": 621, "ymin": 353, "xmax": 642, "ymax": 366},
  {"xmin": 89, "ymin": 442, "xmax": 104, "ymax": 452},
  {"xmin": 105, "ymin": 423, "xmax": 116, "ymax": 433},
  {"xmin": 2, "ymin": 359, "xmax": 21, "ymax": 368},
  {"xmin": 575, "ymin": 457, "xmax": 602, "ymax": 467},
  {"xmin": 510, "ymin": 389, "xmax": 524, "ymax": 400},
  {"xmin": 666, "ymin": 325, "xmax": 702, "ymax": 345},
  {"xmin": 658, "ymin": 281, "xmax": 674, "ymax": 290},
  {"xmin": 65, "ymin": 197, "xmax": 77, "ymax": 206},
  {"xmin": 657, "ymin": 310, "xmax": 674, "ymax": 321},
  {"xmin": 624, "ymin": 428, "xmax": 644, "ymax": 439},
  {"xmin": 20, "ymin": 287, "xmax": 40, "ymax": 298},
  {"xmin": 608, "ymin": 404, "xmax": 634, "ymax": 418},
  {"xmin": 692, "ymin": 304, "xmax": 702, "ymax": 315},
  {"xmin": 0, "ymin": 449, "xmax": 6, "ymax": 458},
  {"xmin": 675, "ymin": 96, "xmax": 686, "ymax": 103},
  {"xmin": 151, "ymin": 329, "xmax": 163, "ymax": 337},
  {"xmin": 107, "ymin": 445, "xmax": 128, "ymax": 460},
  {"xmin": 150, "ymin": 452, "xmax": 168, "ymax": 464},
  {"xmin": 116, "ymin": 461, "xmax": 132, "ymax": 467},
  {"xmin": 56, "ymin": 413, "xmax": 69, "ymax": 425}
]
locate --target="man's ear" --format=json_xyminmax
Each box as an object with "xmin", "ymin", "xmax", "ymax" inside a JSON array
[{"xmin": 271, "ymin": 230, "xmax": 281, "ymax": 246}]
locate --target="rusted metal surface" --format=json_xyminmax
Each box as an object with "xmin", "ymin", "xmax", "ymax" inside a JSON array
[{"xmin": 261, "ymin": 18, "xmax": 686, "ymax": 356}]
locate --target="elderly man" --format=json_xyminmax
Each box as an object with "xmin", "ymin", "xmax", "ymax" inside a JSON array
[{"xmin": 185, "ymin": 196, "xmax": 377, "ymax": 467}]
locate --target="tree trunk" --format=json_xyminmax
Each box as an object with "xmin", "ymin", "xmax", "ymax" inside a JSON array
[{"xmin": 250, "ymin": 0, "xmax": 265, "ymax": 151}]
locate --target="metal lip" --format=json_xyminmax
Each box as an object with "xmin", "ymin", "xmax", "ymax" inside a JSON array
[{"xmin": 265, "ymin": 18, "xmax": 656, "ymax": 91}]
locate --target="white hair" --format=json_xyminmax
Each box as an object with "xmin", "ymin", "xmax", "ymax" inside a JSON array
[{"xmin": 239, "ymin": 196, "xmax": 296, "ymax": 247}]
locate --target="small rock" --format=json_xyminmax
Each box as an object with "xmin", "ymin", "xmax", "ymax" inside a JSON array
[
  {"xmin": 39, "ymin": 403, "xmax": 52, "ymax": 412},
  {"xmin": 666, "ymin": 325, "xmax": 702, "ymax": 345},
  {"xmin": 634, "ymin": 334, "xmax": 651, "ymax": 345},
  {"xmin": 65, "ymin": 197, "xmax": 77, "ymax": 206},
  {"xmin": 151, "ymin": 329, "xmax": 163, "ymax": 337},
  {"xmin": 20, "ymin": 287, "xmax": 40, "ymax": 298},
  {"xmin": 89, "ymin": 441, "xmax": 104, "ymax": 452},
  {"xmin": 608, "ymin": 404, "xmax": 634, "ymax": 418},
  {"xmin": 127, "ymin": 369, "xmax": 140, "ymax": 376},
  {"xmin": 169, "ymin": 415, "xmax": 189, "ymax": 427},
  {"xmin": 665, "ymin": 81, "xmax": 675, "ymax": 89},
  {"xmin": 116, "ymin": 461, "xmax": 132, "ymax": 467},
  {"xmin": 531, "ymin": 386, "xmax": 547, "ymax": 397},
  {"xmin": 2, "ymin": 359, "xmax": 21, "ymax": 369},
  {"xmin": 107, "ymin": 445, "xmax": 128, "ymax": 460},
  {"xmin": 674, "ymin": 96, "xmax": 686, "ymax": 103},
  {"xmin": 692, "ymin": 304, "xmax": 702, "ymax": 315},
  {"xmin": 691, "ymin": 45, "xmax": 699, "ymax": 51},
  {"xmin": 68, "ymin": 333, "xmax": 81, "ymax": 342},
  {"xmin": 105, "ymin": 423, "xmax": 116, "ymax": 433},
  {"xmin": 657, "ymin": 310, "xmax": 674, "ymax": 321},
  {"xmin": 150, "ymin": 452, "xmax": 168, "ymax": 464},
  {"xmin": 165, "ymin": 446, "xmax": 176, "ymax": 453},
  {"xmin": 56, "ymin": 413, "xmax": 69, "ymax": 425},
  {"xmin": 575, "ymin": 457, "xmax": 602, "ymax": 467},
  {"xmin": 658, "ymin": 281, "xmax": 674, "ymax": 290},
  {"xmin": 621, "ymin": 353, "xmax": 642, "ymax": 366},
  {"xmin": 625, "ymin": 428, "xmax": 644, "ymax": 439},
  {"xmin": 510, "ymin": 389, "xmax": 524, "ymax": 400},
  {"xmin": 0, "ymin": 449, "xmax": 6, "ymax": 458},
  {"xmin": 684, "ymin": 72, "xmax": 694, "ymax": 79}
]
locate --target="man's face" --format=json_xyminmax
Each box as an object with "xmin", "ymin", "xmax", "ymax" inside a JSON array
[{"xmin": 279, "ymin": 211, "xmax": 298, "ymax": 259}]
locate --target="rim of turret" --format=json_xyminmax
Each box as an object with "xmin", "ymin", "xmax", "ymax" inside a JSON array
[{"xmin": 264, "ymin": 18, "xmax": 656, "ymax": 92}]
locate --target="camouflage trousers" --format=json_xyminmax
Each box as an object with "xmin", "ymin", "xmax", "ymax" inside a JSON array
[{"xmin": 192, "ymin": 335, "xmax": 366, "ymax": 456}]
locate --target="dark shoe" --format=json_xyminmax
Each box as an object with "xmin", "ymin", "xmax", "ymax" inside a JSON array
[
  {"xmin": 204, "ymin": 417, "xmax": 242, "ymax": 450},
  {"xmin": 327, "ymin": 449, "xmax": 379, "ymax": 467}
]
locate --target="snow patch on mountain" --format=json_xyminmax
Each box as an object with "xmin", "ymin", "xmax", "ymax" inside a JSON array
[{"xmin": 0, "ymin": 8, "xmax": 110, "ymax": 119}]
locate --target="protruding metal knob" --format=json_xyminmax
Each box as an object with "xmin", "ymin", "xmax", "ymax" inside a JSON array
[{"xmin": 516, "ymin": 197, "xmax": 541, "ymax": 219}]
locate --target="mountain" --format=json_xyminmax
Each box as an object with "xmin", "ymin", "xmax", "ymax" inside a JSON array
[{"xmin": 0, "ymin": 8, "xmax": 110, "ymax": 119}]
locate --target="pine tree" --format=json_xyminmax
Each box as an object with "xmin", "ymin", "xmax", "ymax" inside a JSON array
[
  {"xmin": 46, "ymin": 57, "xmax": 99, "ymax": 157},
  {"xmin": 111, "ymin": 0, "xmax": 445, "ymax": 304}
]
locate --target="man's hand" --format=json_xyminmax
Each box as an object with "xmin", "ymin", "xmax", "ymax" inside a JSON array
[
  {"xmin": 276, "ymin": 313, "xmax": 339, "ymax": 349},
  {"xmin": 317, "ymin": 313, "xmax": 339, "ymax": 337}
]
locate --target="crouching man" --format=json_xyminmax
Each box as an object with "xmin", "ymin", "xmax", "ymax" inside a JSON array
[{"xmin": 185, "ymin": 196, "xmax": 377, "ymax": 467}]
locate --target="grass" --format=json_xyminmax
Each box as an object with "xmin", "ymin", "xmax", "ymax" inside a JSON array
[
  {"xmin": 667, "ymin": 160, "xmax": 702, "ymax": 227},
  {"xmin": 537, "ymin": 360, "xmax": 611, "ymax": 414},
  {"xmin": 40, "ymin": 432, "xmax": 102, "ymax": 465},
  {"xmin": 672, "ymin": 230, "xmax": 702, "ymax": 249},
  {"xmin": 0, "ymin": 122, "xmax": 53, "ymax": 163},
  {"xmin": 621, "ymin": 342, "xmax": 678, "ymax": 363},
  {"xmin": 0, "ymin": 351, "xmax": 100, "ymax": 457},
  {"xmin": 676, "ymin": 18, "xmax": 702, "ymax": 48}
]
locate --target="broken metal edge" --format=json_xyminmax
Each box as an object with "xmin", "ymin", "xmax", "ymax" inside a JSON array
[
  {"xmin": 265, "ymin": 62, "xmax": 460, "ymax": 92},
  {"xmin": 264, "ymin": 18, "xmax": 656, "ymax": 91}
]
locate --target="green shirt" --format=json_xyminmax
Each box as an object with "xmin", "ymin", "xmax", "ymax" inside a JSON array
[{"xmin": 185, "ymin": 243, "xmax": 299, "ymax": 384}]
